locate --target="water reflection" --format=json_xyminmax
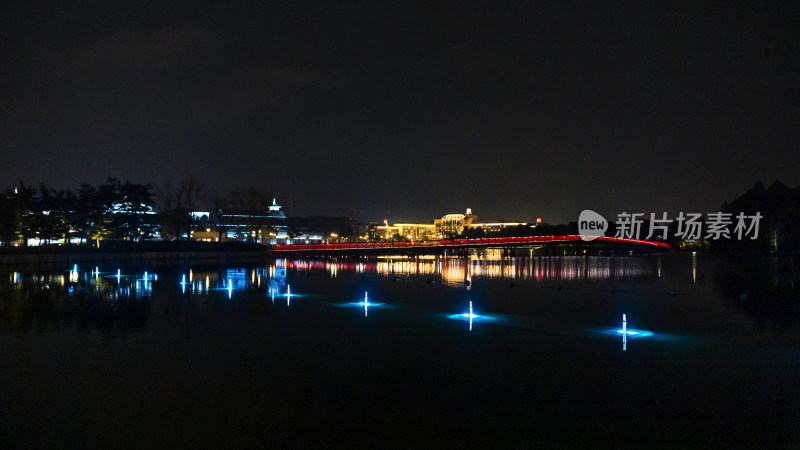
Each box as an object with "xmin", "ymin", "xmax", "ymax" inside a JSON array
[
  {"xmin": 0, "ymin": 268, "xmax": 152, "ymax": 335},
  {"xmin": 375, "ymin": 255, "xmax": 656, "ymax": 286},
  {"xmin": 0, "ymin": 264, "xmax": 292, "ymax": 334},
  {"xmin": 712, "ymin": 257, "xmax": 800, "ymax": 329},
  {"xmin": 279, "ymin": 255, "xmax": 657, "ymax": 287},
  {"xmin": 3, "ymin": 255, "xmax": 797, "ymax": 336},
  {"xmin": 460, "ymin": 255, "xmax": 651, "ymax": 285},
  {"xmin": 171, "ymin": 267, "xmax": 287, "ymax": 298}
]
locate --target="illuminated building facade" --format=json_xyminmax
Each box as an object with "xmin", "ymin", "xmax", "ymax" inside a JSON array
[
  {"xmin": 434, "ymin": 208, "xmax": 478, "ymax": 236},
  {"xmin": 369, "ymin": 208, "xmax": 529, "ymax": 241},
  {"xmin": 191, "ymin": 198, "xmax": 296, "ymax": 244},
  {"xmin": 191, "ymin": 198, "xmax": 355, "ymax": 245}
]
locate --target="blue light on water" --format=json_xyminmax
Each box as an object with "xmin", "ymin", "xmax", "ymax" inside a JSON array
[
  {"xmin": 595, "ymin": 327, "xmax": 656, "ymax": 341},
  {"xmin": 274, "ymin": 284, "xmax": 311, "ymax": 306},
  {"xmin": 228, "ymin": 278, "xmax": 233, "ymax": 299},
  {"xmin": 611, "ymin": 314, "xmax": 653, "ymax": 338},
  {"xmin": 356, "ymin": 291, "xmax": 384, "ymax": 316},
  {"xmin": 615, "ymin": 329, "xmax": 653, "ymax": 337},
  {"xmin": 337, "ymin": 292, "xmax": 385, "ymax": 314},
  {"xmin": 447, "ymin": 301, "xmax": 494, "ymax": 331},
  {"xmin": 594, "ymin": 314, "xmax": 654, "ymax": 351}
]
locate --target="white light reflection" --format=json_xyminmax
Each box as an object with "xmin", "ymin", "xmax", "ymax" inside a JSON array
[
  {"xmin": 622, "ymin": 314, "xmax": 627, "ymax": 351},
  {"xmin": 462, "ymin": 301, "xmax": 478, "ymax": 331},
  {"xmin": 358, "ymin": 292, "xmax": 370, "ymax": 316}
]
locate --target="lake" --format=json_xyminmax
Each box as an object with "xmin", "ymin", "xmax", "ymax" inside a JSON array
[{"xmin": 1, "ymin": 252, "xmax": 798, "ymax": 447}]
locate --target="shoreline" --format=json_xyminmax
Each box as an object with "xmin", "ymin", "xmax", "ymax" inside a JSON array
[{"xmin": 0, "ymin": 249, "xmax": 272, "ymax": 266}]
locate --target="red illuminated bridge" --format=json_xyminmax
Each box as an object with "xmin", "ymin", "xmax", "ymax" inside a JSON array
[{"xmin": 273, "ymin": 235, "xmax": 670, "ymax": 255}]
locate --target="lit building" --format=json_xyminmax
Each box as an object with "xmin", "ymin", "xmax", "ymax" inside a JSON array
[
  {"xmin": 191, "ymin": 198, "xmax": 356, "ymax": 245},
  {"xmin": 191, "ymin": 198, "xmax": 292, "ymax": 244},
  {"xmin": 369, "ymin": 208, "xmax": 530, "ymax": 241},
  {"xmin": 434, "ymin": 208, "xmax": 478, "ymax": 236}
]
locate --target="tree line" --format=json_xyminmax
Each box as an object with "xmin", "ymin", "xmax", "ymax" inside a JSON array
[
  {"xmin": 0, "ymin": 178, "xmax": 157, "ymax": 247},
  {"xmin": 0, "ymin": 176, "xmax": 277, "ymax": 248}
]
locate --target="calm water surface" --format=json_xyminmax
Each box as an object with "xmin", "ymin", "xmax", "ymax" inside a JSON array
[{"xmin": 1, "ymin": 253, "xmax": 799, "ymax": 447}]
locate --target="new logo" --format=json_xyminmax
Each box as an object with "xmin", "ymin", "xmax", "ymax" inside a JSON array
[{"xmin": 579, "ymin": 210, "xmax": 608, "ymax": 241}]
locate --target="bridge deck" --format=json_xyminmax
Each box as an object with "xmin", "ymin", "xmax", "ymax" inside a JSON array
[{"xmin": 273, "ymin": 235, "xmax": 670, "ymax": 253}]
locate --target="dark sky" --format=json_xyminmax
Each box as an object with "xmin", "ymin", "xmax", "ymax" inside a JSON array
[{"xmin": 2, "ymin": 1, "xmax": 798, "ymax": 224}]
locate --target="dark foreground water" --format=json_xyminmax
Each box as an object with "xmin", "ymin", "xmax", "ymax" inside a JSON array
[{"xmin": 1, "ymin": 253, "xmax": 799, "ymax": 447}]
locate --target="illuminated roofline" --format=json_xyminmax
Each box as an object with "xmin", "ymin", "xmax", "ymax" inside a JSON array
[{"xmin": 468, "ymin": 222, "xmax": 527, "ymax": 227}]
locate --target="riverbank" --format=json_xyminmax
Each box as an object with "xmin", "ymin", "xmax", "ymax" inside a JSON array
[{"xmin": 0, "ymin": 241, "xmax": 272, "ymax": 266}]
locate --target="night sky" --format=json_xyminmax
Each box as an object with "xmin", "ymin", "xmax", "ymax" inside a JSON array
[{"xmin": 2, "ymin": 1, "xmax": 798, "ymax": 224}]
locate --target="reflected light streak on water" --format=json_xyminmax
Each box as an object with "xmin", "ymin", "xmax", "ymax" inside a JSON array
[{"xmin": 367, "ymin": 255, "xmax": 657, "ymax": 286}]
